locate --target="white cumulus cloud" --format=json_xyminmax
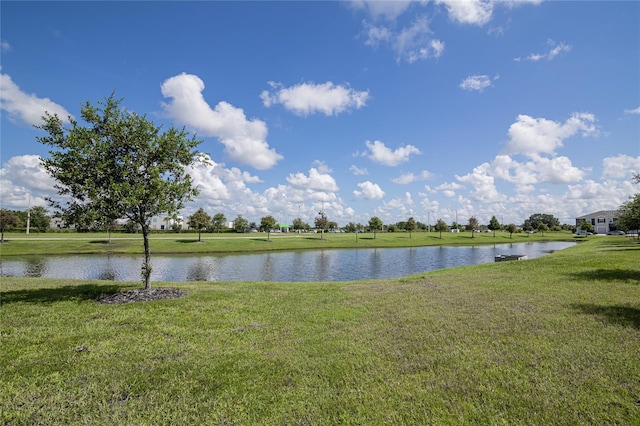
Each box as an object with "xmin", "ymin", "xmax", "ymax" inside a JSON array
[
  {"xmin": 363, "ymin": 140, "xmax": 421, "ymax": 166},
  {"xmin": 601, "ymin": 154, "xmax": 640, "ymax": 180},
  {"xmin": 392, "ymin": 170, "xmax": 433, "ymax": 184},
  {"xmin": 0, "ymin": 155, "xmax": 57, "ymax": 209},
  {"xmin": 160, "ymin": 73, "xmax": 282, "ymax": 170},
  {"xmin": 1, "ymin": 155, "xmax": 57, "ymax": 192},
  {"xmin": 349, "ymin": 165, "xmax": 369, "ymax": 175},
  {"xmin": 504, "ymin": 112, "xmax": 598, "ymax": 156},
  {"xmin": 286, "ymin": 167, "xmax": 339, "ymax": 192},
  {"xmin": 459, "ymin": 74, "xmax": 495, "ymax": 92},
  {"xmin": 436, "ymin": 0, "xmax": 493, "ymax": 26},
  {"xmin": 362, "ymin": 17, "xmax": 445, "ymax": 63},
  {"xmin": 354, "ymin": 181, "xmax": 385, "ymax": 200},
  {"xmin": 348, "ymin": 0, "xmax": 414, "ymax": 21},
  {"xmin": 492, "ymin": 153, "xmax": 587, "ymax": 187},
  {"xmin": 456, "ymin": 163, "xmax": 504, "ymax": 203},
  {"xmin": 261, "ymin": 81, "xmax": 369, "ymax": 116},
  {"xmin": 0, "ymin": 73, "xmax": 73, "ymax": 126}
]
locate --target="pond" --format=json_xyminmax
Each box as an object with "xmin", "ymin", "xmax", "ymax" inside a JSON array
[{"xmin": 1, "ymin": 241, "xmax": 575, "ymax": 282}]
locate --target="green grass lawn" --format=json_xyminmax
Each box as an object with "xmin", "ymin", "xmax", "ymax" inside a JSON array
[
  {"xmin": 1, "ymin": 229, "xmax": 579, "ymax": 256},
  {"xmin": 1, "ymin": 237, "xmax": 639, "ymax": 424}
]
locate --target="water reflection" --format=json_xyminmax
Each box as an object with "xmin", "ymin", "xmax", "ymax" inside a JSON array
[
  {"xmin": 24, "ymin": 257, "xmax": 48, "ymax": 277},
  {"xmin": 96, "ymin": 255, "xmax": 117, "ymax": 280},
  {"xmin": 1, "ymin": 241, "xmax": 575, "ymax": 283},
  {"xmin": 186, "ymin": 258, "xmax": 211, "ymax": 281}
]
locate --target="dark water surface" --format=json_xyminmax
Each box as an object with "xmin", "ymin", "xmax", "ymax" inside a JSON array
[{"xmin": 1, "ymin": 241, "xmax": 575, "ymax": 282}]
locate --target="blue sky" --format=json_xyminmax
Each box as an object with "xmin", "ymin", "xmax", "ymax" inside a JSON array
[{"xmin": 1, "ymin": 0, "xmax": 639, "ymax": 227}]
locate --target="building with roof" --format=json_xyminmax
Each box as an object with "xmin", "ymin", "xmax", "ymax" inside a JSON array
[{"xmin": 575, "ymin": 210, "xmax": 620, "ymax": 234}]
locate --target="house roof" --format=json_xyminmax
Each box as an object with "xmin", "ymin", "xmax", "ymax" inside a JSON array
[{"xmin": 575, "ymin": 210, "xmax": 620, "ymax": 219}]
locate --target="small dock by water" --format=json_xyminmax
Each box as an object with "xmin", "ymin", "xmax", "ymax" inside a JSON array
[{"xmin": 495, "ymin": 254, "xmax": 528, "ymax": 262}]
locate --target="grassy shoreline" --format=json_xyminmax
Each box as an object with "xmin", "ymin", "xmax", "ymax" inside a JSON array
[
  {"xmin": 2, "ymin": 237, "xmax": 639, "ymax": 424},
  {"xmin": 1, "ymin": 230, "xmax": 582, "ymax": 256}
]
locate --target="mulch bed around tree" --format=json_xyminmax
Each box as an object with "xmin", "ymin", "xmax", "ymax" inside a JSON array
[{"xmin": 96, "ymin": 287, "xmax": 186, "ymax": 304}]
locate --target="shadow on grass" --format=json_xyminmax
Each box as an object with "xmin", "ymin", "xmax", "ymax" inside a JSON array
[
  {"xmin": 571, "ymin": 303, "xmax": 640, "ymax": 329},
  {"xmin": 88, "ymin": 240, "xmax": 123, "ymax": 246},
  {"xmin": 176, "ymin": 239, "xmax": 205, "ymax": 244},
  {"xmin": 298, "ymin": 236, "xmax": 329, "ymax": 241},
  {"xmin": 248, "ymin": 238, "xmax": 276, "ymax": 243},
  {"xmin": 1, "ymin": 283, "xmax": 123, "ymax": 305},
  {"xmin": 567, "ymin": 268, "xmax": 640, "ymax": 284}
]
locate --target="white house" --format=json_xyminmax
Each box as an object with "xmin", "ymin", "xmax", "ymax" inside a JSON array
[
  {"xmin": 575, "ymin": 210, "xmax": 620, "ymax": 234},
  {"xmin": 149, "ymin": 214, "xmax": 187, "ymax": 231}
]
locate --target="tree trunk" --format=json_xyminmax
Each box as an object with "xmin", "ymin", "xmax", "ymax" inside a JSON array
[{"xmin": 141, "ymin": 224, "xmax": 152, "ymax": 289}]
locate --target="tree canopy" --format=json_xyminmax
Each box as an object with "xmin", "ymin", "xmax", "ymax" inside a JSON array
[
  {"xmin": 523, "ymin": 213, "xmax": 560, "ymax": 231},
  {"xmin": 38, "ymin": 93, "xmax": 202, "ymax": 288},
  {"xmin": 232, "ymin": 215, "xmax": 249, "ymax": 233},
  {"xmin": 369, "ymin": 216, "xmax": 383, "ymax": 239},
  {"xmin": 212, "ymin": 213, "xmax": 227, "ymax": 233},
  {"xmin": 315, "ymin": 211, "xmax": 329, "ymax": 239},
  {"xmin": 618, "ymin": 192, "xmax": 640, "ymax": 237},
  {"xmin": 0, "ymin": 209, "xmax": 21, "ymax": 243},
  {"xmin": 488, "ymin": 215, "xmax": 501, "ymax": 237},
  {"xmin": 260, "ymin": 215, "xmax": 277, "ymax": 232},
  {"xmin": 188, "ymin": 208, "xmax": 211, "ymax": 242},
  {"xmin": 467, "ymin": 216, "xmax": 479, "ymax": 238},
  {"xmin": 406, "ymin": 217, "xmax": 416, "ymax": 238},
  {"xmin": 435, "ymin": 219, "xmax": 448, "ymax": 239}
]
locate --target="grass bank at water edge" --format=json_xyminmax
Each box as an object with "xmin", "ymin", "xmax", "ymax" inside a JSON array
[
  {"xmin": 0, "ymin": 229, "xmax": 587, "ymax": 256},
  {"xmin": 1, "ymin": 238, "xmax": 639, "ymax": 424}
]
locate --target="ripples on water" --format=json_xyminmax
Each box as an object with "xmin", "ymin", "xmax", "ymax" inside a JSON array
[{"xmin": 1, "ymin": 241, "xmax": 575, "ymax": 282}]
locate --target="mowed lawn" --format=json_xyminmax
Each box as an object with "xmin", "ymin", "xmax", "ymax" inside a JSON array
[{"xmin": 1, "ymin": 237, "xmax": 639, "ymax": 424}]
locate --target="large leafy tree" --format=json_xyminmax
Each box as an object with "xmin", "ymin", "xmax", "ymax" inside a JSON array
[
  {"xmin": 38, "ymin": 94, "xmax": 202, "ymax": 289},
  {"xmin": 232, "ymin": 215, "xmax": 249, "ymax": 233},
  {"xmin": 524, "ymin": 213, "xmax": 560, "ymax": 230},
  {"xmin": 212, "ymin": 212, "xmax": 227, "ymax": 233},
  {"xmin": 618, "ymin": 194, "xmax": 640, "ymax": 239},
  {"xmin": 315, "ymin": 211, "xmax": 329, "ymax": 239},
  {"xmin": 406, "ymin": 216, "xmax": 416, "ymax": 238},
  {"xmin": 467, "ymin": 216, "xmax": 479, "ymax": 238},
  {"xmin": 292, "ymin": 217, "xmax": 306, "ymax": 232},
  {"xmin": 537, "ymin": 222, "xmax": 549, "ymax": 236},
  {"xmin": 488, "ymin": 215, "xmax": 501, "ymax": 237},
  {"xmin": 435, "ymin": 218, "xmax": 448, "ymax": 239},
  {"xmin": 22, "ymin": 206, "xmax": 50, "ymax": 233},
  {"xmin": 579, "ymin": 221, "xmax": 594, "ymax": 234},
  {"xmin": 369, "ymin": 216, "xmax": 383, "ymax": 239},
  {"xmin": 188, "ymin": 208, "xmax": 211, "ymax": 242},
  {"xmin": 0, "ymin": 209, "xmax": 21, "ymax": 243},
  {"xmin": 260, "ymin": 215, "xmax": 277, "ymax": 241}
]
